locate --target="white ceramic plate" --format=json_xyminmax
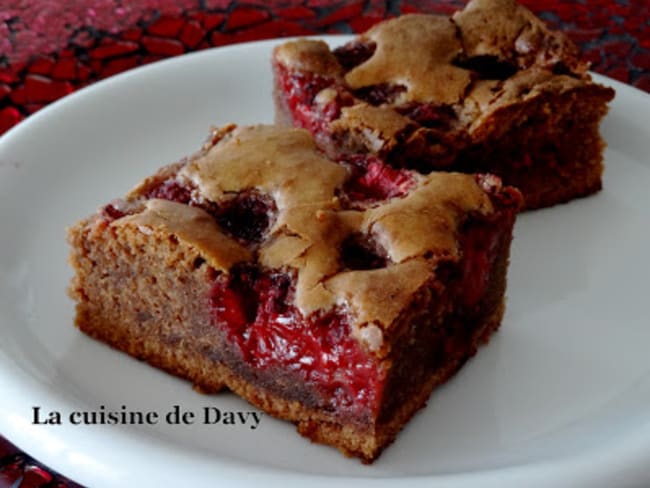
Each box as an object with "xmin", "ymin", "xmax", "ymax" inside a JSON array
[{"xmin": 1, "ymin": 37, "xmax": 649, "ymax": 488}]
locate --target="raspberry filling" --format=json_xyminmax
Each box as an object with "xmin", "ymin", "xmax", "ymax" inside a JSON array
[
  {"xmin": 275, "ymin": 63, "xmax": 360, "ymax": 139},
  {"xmin": 333, "ymin": 41, "xmax": 376, "ymax": 71},
  {"xmin": 342, "ymin": 154, "xmax": 415, "ymax": 203},
  {"xmin": 457, "ymin": 188, "xmax": 519, "ymax": 309},
  {"xmin": 102, "ymin": 202, "xmax": 127, "ymax": 220},
  {"xmin": 144, "ymin": 179, "xmax": 276, "ymax": 244},
  {"xmin": 213, "ymin": 193, "xmax": 276, "ymax": 244},
  {"xmin": 276, "ymin": 67, "xmax": 339, "ymax": 135},
  {"xmin": 128, "ymin": 168, "xmax": 515, "ymax": 418},
  {"xmin": 146, "ymin": 178, "xmax": 193, "ymax": 203},
  {"xmin": 277, "ymin": 46, "xmax": 470, "ymax": 173},
  {"xmin": 281, "ymin": 41, "xmax": 460, "ymax": 134},
  {"xmin": 209, "ymin": 267, "xmax": 384, "ymax": 414},
  {"xmin": 340, "ymin": 233, "xmax": 387, "ymax": 271},
  {"xmin": 459, "ymin": 221, "xmax": 501, "ymax": 309}
]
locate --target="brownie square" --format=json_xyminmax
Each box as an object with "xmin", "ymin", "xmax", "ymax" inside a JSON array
[
  {"xmin": 68, "ymin": 124, "xmax": 521, "ymax": 462},
  {"xmin": 272, "ymin": 0, "xmax": 615, "ymax": 209}
]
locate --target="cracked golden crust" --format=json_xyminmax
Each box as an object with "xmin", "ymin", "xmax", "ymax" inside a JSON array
[
  {"xmin": 461, "ymin": 68, "xmax": 587, "ymax": 136},
  {"xmin": 101, "ymin": 125, "xmax": 500, "ymax": 341},
  {"xmin": 325, "ymin": 259, "xmax": 432, "ymax": 328},
  {"xmin": 178, "ymin": 125, "xmax": 348, "ymax": 211},
  {"xmin": 330, "ymin": 104, "xmax": 414, "ymax": 155},
  {"xmin": 361, "ymin": 173, "xmax": 493, "ymax": 263},
  {"xmin": 273, "ymin": 0, "xmax": 599, "ymax": 121},
  {"xmin": 452, "ymin": 0, "xmax": 586, "ymax": 72},
  {"xmin": 346, "ymin": 14, "xmax": 471, "ymax": 105},
  {"xmin": 113, "ymin": 199, "xmax": 251, "ymax": 272},
  {"xmin": 273, "ymin": 39, "xmax": 343, "ymax": 77},
  {"xmin": 340, "ymin": 0, "xmax": 587, "ymax": 107}
]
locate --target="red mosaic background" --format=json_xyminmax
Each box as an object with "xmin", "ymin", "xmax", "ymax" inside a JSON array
[
  {"xmin": 0, "ymin": 0, "xmax": 648, "ymax": 136},
  {"xmin": 0, "ymin": 0, "xmax": 648, "ymax": 485}
]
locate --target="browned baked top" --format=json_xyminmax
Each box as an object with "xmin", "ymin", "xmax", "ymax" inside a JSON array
[
  {"xmin": 344, "ymin": 14, "xmax": 471, "ymax": 105},
  {"xmin": 273, "ymin": 0, "xmax": 603, "ymax": 135},
  {"xmin": 105, "ymin": 125, "xmax": 501, "ymax": 341}
]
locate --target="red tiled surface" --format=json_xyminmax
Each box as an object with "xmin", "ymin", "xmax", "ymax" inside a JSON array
[
  {"xmin": 0, "ymin": 437, "xmax": 82, "ymax": 488},
  {"xmin": 0, "ymin": 0, "xmax": 648, "ymax": 485}
]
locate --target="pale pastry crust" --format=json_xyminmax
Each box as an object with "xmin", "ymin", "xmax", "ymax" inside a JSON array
[{"xmin": 109, "ymin": 124, "xmax": 500, "ymax": 340}]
